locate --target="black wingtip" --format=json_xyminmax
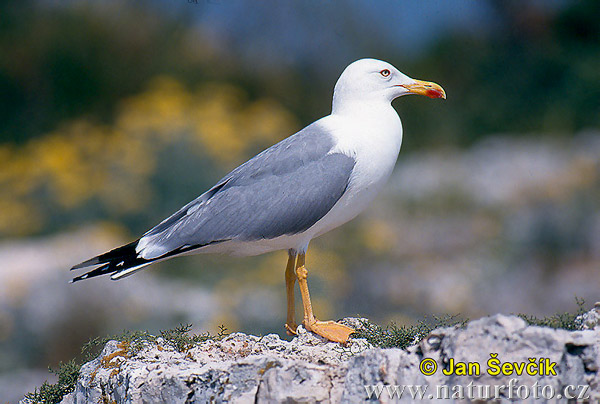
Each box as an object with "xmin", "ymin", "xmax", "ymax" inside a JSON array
[
  {"xmin": 70, "ymin": 240, "xmax": 155, "ymax": 282},
  {"xmin": 69, "ymin": 276, "xmax": 83, "ymax": 283},
  {"xmin": 71, "ymin": 272, "xmax": 91, "ymax": 283},
  {"xmin": 70, "ymin": 240, "xmax": 139, "ymax": 271},
  {"xmin": 69, "ymin": 239, "xmax": 205, "ymax": 282},
  {"xmin": 71, "ymin": 263, "xmax": 113, "ymax": 283},
  {"xmin": 71, "ymin": 257, "xmax": 100, "ymax": 270}
]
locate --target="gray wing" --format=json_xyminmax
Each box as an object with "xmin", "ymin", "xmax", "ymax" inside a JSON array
[{"xmin": 137, "ymin": 121, "xmax": 355, "ymax": 259}]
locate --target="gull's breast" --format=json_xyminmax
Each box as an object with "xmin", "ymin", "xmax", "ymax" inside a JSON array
[{"xmin": 306, "ymin": 109, "xmax": 403, "ymax": 239}]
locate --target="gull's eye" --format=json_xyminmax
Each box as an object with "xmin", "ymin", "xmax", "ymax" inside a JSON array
[{"xmin": 380, "ymin": 69, "xmax": 391, "ymax": 77}]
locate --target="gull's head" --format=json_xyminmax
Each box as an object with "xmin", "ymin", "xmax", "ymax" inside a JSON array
[{"xmin": 332, "ymin": 58, "xmax": 445, "ymax": 113}]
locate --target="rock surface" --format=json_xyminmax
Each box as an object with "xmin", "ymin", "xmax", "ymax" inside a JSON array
[{"xmin": 57, "ymin": 312, "xmax": 600, "ymax": 403}]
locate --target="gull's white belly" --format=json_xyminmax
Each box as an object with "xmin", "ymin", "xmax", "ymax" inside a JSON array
[{"xmin": 308, "ymin": 157, "xmax": 397, "ymax": 240}]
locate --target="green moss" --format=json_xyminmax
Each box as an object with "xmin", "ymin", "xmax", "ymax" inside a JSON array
[
  {"xmin": 518, "ymin": 298, "xmax": 587, "ymax": 331},
  {"xmin": 352, "ymin": 315, "xmax": 466, "ymax": 349},
  {"xmin": 25, "ymin": 324, "xmax": 228, "ymax": 404}
]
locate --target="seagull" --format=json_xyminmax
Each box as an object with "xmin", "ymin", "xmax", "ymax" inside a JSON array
[{"xmin": 71, "ymin": 58, "xmax": 445, "ymax": 343}]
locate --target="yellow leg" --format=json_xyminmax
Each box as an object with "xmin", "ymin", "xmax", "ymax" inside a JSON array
[
  {"xmin": 284, "ymin": 251, "xmax": 298, "ymax": 335},
  {"xmin": 295, "ymin": 253, "xmax": 354, "ymax": 343}
]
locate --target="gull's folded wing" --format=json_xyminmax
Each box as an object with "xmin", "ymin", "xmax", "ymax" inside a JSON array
[{"xmin": 72, "ymin": 121, "xmax": 355, "ymax": 281}]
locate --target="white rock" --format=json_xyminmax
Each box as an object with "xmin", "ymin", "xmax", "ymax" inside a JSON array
[{"xmin": 57, "ymin": 312, "xmax": 600, "ymax": 403}]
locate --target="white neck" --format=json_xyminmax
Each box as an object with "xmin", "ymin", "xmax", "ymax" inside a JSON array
[
  {"xmin": 327, "ymin": 99, "xmax": 403, "ymax": 161},
  {"xmin": 332, "ymin": 96, "xmax": 392, "ymax": 116}
]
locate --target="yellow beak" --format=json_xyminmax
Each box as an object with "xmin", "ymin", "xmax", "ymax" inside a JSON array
[{"xmin": 401, "ymin": 79, "xmax": 446, "ymax": 99}]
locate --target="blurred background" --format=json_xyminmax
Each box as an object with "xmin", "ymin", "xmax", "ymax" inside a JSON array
[{"xmin": 1, "ymin": 0, "xmax": 599, "ymax": 400}]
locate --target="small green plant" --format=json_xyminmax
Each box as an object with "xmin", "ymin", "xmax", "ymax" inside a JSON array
[
  {"xmin": 352, "ymin": 315, "xmax": 466, "ymax": 349},
  {"xmin": 25, "ymin": 324, "xmax": 228, "ymax": 404},
  {"xmin": 159, "ymin": 323, "xmax": 229, "ymax": 352},
  {"xmin": 82, "ymin": 323, "xmax": 228, "ymax": 356},
  {"xmin": 23, "ymin": 360, "xmax": 79, "ymax": 404},
  {"xmin": 518, "ymin": 297, "xmax": 587, "ymax": 331}
]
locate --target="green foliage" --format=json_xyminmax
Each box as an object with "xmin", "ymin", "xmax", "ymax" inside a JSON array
[
  {"xmin": 352, "ymin": 300, "xmax": 589, "ymax": 351},
  {"xmin": 81, "ymin": 323, "xmax": 229, "ymax": 357},
  {"xmin": 2, "ymin": 0, "xmax": 598, "ymax": 150},
  {"xmin": 0, "ymin": 1, "xmax": 218, "ymax": 144},
  {"xmin": 402, "ymin": 0, "xmax": 600, "ymax": 149},
  {"xmin": 23, "ymin": 360, "xmax": 79, "ymax": 404},
  {"xmin": 352, "ymin": 315, "xmax": 466, "ymax": 349},
  {"xmin": 25, "ymin": 324, "xmax": 228, "ymax": 404},
  {"xmin": 518, "ymin": 298, "xmax": 587, "ymax": 331},
  {"xmin": 2, "ymin": 0, "xmax": 599, "ymax": 239},
  {"xmin": 159, "ymin": 323, "xmax": 229, "ymax": 352},
  {"xmin": 0, "ymin": 77, "xmax": 297, "ymax": 237}
]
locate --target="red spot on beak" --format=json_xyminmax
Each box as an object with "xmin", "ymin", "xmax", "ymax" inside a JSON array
[
  {"xmin": 426, "ymin": 88, "xmax": 445, "ymax": 99},
  {"xmin": 401, "ymin": 80, "xmax": 446, "ymax": 99}
]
